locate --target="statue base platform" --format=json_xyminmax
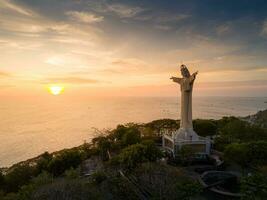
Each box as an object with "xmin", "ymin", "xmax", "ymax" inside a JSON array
[
  {"xmin": 161, "ymin": 128, "xmax": 211, "ymax": 156},
  {"xmin": 175, "ymin": 127, "xmax": 199, "ymax": 141}
]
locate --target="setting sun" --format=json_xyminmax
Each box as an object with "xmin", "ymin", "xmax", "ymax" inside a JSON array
[{"xmin": 48, "ymin": 85, "xmax": 64, "ymax": 95}]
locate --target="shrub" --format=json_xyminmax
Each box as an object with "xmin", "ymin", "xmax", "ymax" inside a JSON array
[
  {"xmin": 111, "ymin": 125, "xmax": 128, "ymax": 141},
  {"xmin": 8, "ymin": 171, "xmax": 53, "ymax": 200},
  {"xmin": 91, "ymin": 171, "xmax": 107, "ymax": 184},
  {"xmin": 110, "ymin": 125, "xmax": 141, "ymax": 147},
  {"xmin": 193, "ymin": 119, "xmax": 217, "ymax": 137},
  {"xmin": 115, "ymin": 141, "xmax": 162, "ymax": 170},
  {"xmin": 0, "ymin": 171, "xmax": 5, "ymax": 190},
  {"xmin": 175, "ymin": 180, "xmax": 202, "ymax": 200},
  {"xmin": 48, "ymin": 149, "xmax": 84, "ymax": 176},
  {"xmin": 241, "ymin": 173, "xmax": 267, "ymax": 200},
  {"xmin": 64, "ymin": 167, "xmax": 80, "ymax": 179},
  {"xmin": 224, "ymin": 141, "xmax": 267, "ymax": 168},
  {"xmin": 177, "ymin": 145, "xmax": 194, "ymax": 165},
  {"xmin": 92, "ymin": 136, "xmax": 111, "ymax": 161},
  {"xmin": 121, "ymin": 127, "xmax": 141, "ymax": 146},
  {"xmin": 214, "ymin": 117, "xmax": 267, "ymax": 151},
  {"xmin": 224, "ymin": 143, "xmax": 248, "ymax": 169},
  {"xmin": 36, "ymin": 152, "xmax": 52, "ymax": 173},
  {"xmin": 4, "ymin": 164, "xmax": 36, "ymax": 193}
]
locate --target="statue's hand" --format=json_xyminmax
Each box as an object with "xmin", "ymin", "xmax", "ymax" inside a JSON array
[
  {"xmin": 170, "ymin": 76, "xmax": 182, "ymax": 84},
  {"xmin": 192, "ymin": 71, "xmax": 198, "ymax": 76},
  {"xmin": 189, "ymin": 71, "xmax": 198, "ymax": 83}
]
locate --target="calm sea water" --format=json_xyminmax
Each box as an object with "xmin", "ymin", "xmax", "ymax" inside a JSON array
[{"xmin": 0, "ymin": 96, "xmax": 266, "ymax": 167}]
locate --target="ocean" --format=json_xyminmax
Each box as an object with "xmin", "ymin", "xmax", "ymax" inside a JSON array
[{"xmin": 0, "ymin": 96, "xmax": 266, "ymax": 167}]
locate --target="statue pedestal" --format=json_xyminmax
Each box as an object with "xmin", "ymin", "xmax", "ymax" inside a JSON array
[
  {"xmin": 162, "ymin": 128, "xmax": 211, "ymax": 156},
  {"xmin": 175, "ymin": 128, "xmax": 199, "ymax": 141}
]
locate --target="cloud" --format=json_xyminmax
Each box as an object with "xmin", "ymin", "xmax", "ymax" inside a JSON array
[
  {"xmin": 0, "ymin": 71, "xmax": 11, "ymax": 77},
  {"xmin": 66, "ymin": 11, "xmax": 104, "ymax": 23},
  {"xmin": 136, "ymin": 12, "xmax": 190, "ymax": 22},
  {"xmin": 50, "ymin": 37, "xmax": 93, "ymax": 45},
  {"xmin": 0, "ymin": 39, "xmax": 43, "ymax": 50},
  {"xmin": 156, "ymin": 14, "xmax": 190, "ymax": 23},
  {"xmin": 44, "ymin": 53, "xmax": 93, "ymax": 68},
  {"xmin": 111, "ymin": 58, "xmax": 149, "ymax": 73},
  {"xmin": 107, "ymin": 3, "xmax": 144, "ymax": 18},
  {"xmin": 0, "ymin": 0, "xmax": 34, "ymax": 16},
  {"xmin": 45, "ymin": 56, "xmax": 66, "ymax": 66},
  {"xmin": 167, "ymin": 39, "xmax": 241, "ymax": 62},
  {"xmin": 154, "ymin": 25, "xmax": 172, "ymax": 31},
  {"xmin": 0, "ymin": 4, "xmax": 102, "ymax": 46},
  {"xmin": 43, "ymin": 76, "xmax": 99, "ymax": 85},
  {"xmin": 0, "ymin": 17, "xmax": 68, "ymax": 35},
  {"xmin": 198, "ymin": 80, "xmax": 267, "ymax": 88},
  {"xmin": 261, "ymin": 19, "xmax": 267, "ymax": 36},
  {"xmin": 0, "ymin": 84, "xmax": 15, "ymax": 89},
  {"xmin": 135, "ymin": 12, "xmax": 190, "ymax": 31},
  {"xmin": 216, "ymin": 24, "xmax": 231, "ymax": 35}
]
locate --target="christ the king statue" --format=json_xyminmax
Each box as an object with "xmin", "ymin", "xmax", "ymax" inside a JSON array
[{"xmin": 170, "ymin": 64, "xmax": 199, "ymax": 140}]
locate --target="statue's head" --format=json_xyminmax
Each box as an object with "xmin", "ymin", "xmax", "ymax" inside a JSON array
[{"xmin": 180, "ymin": 64, "xmax": 190, "ymax": 78}]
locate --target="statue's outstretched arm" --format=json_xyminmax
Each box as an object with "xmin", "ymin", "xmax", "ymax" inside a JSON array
[
  {"xmin": 170, "ymin": 76, "xmax": 182, "ymax": 84},
  {"xmin": 189, "ymin": 71, "xmax": 198, "ymax": 82}
]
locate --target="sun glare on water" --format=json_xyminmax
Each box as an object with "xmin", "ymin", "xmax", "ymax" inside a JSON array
[{"xmin": 48, "ymin": 85, "xmax": 64, "ymax": 95}]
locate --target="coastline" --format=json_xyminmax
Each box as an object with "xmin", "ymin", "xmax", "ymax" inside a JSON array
[{"xmin": 2, "ymin": 108, "xmax": 266, "ymax": 170}]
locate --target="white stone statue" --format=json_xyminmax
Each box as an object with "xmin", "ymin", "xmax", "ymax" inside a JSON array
[{"xmin": 170, "ymin": 64, "xmax": 199, "ymax": 141}]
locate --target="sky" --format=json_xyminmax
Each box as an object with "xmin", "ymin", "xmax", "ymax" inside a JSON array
[{"xmin": 0, "ymin": 0, "xmax": 267, "ymax": 97}]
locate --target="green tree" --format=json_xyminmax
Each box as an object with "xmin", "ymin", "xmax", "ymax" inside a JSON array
[
  {"xmin": 115, "ymin": 141, "xmax": 162, "ymax": 170},
  {"xmin": 175, "ymin": 180, "xmax": 202, "ymax": 200},
  {"xmin": 224, "ymin": 141, "xmax": 267, "ymax": 169},
  {"xmin": 0, "ymin": 171, "xmax": 5, "ymax": 190},
  {"xmin": 31, "ymin": 171, "xmax": 53, "ymax": 186},
  {"xmin": 145, "ymin": 119, "xmax": 179, "ymax": 133},
  {"xmin": 47, "ymin": 149, "xmax": 84, "ymax": 176},
  {"xmin": 220, "ymin": 119, "xmax": 248, "ymax": 140},
  {"xmin": 1, "ymin": 192, "xmax": 19, "ymax": 200},
  {"xmin": 241, "ymin": 173, "xmax": 267, "ymax": 200},
  {"xmin": 224, "ymin": 143, "xmax": 248, "ymax": 169},
  {"xmin": 193, "ymin": 119, "xmax": 217, "ymax": 137},
  {"xmin": 91, "ymin": 171, "xmax": 107, "ymax": 184},
  {"xmin": 178, "ymin": 145, "xmax": 194, "ymax": 165},
  {"xmin": 64, "ymin": 167, "xmax": 80, "ymax": 179},
  {"xmin": 141, "ymin": 140, "xmax": 163, "ymax": 162},
  {"xmin": 219, "ymin": 118, "xmax": 267, "ymax": 142},
  {"xmin": 118, "ymin": 144, "xmax": 146, "ymax": 170},
  {"xmin": 111, "ymin": 125, "xmax": 128, "ymax": 141},
  {"xmin": 36, "ymin": 152, "xmax": 52, "ymax": 173},
  {"xmin": 92, "ymin": 136, "xmax": 111, "ymax": 160},
  {"xmin": 15, "ymin": 171, "xmax": 53, "ymax": 200},
  {"xmin": 121, "ymin": 127, "xmax": 141, "ymax": 146},
  {"xmin": 213, "ymin": 135, "xmax": 231, "ymax": 151},
  {"xmin": 4, "ymin": 164, "xmax": 36, "ymax": 193},
  {"xmin": 214, "ymin": 117, "xmax": 267, "ymax": 151},
  {"xmin": 246, "ymin": 141, "xmax": 267, "ymax": 166}
]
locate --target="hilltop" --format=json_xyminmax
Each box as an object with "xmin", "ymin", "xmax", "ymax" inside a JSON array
[
  {"xmin": 0, "ymin": 110, "xmax": 267, "ymax": 200},
  {"xmin": 243, "ymin": 109, "xmax": 267, "ymax": 128}
]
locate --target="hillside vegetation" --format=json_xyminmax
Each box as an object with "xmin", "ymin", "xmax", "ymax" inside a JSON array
[{"xmin": 0, "ymin": 109, "xmax": 267, "ymax": 200}]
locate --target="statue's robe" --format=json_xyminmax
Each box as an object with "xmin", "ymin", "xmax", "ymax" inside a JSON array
[
  {"xmin": 180, "ymin": 78, "xmax": 193, "ymax": 129},
  {"xmin": 180, "ymin": 77, "xmax": 194, "ymax": 129},
  {"xmin": 171, "ymin": 73, "xmax": 198, "ymax": 140}
]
